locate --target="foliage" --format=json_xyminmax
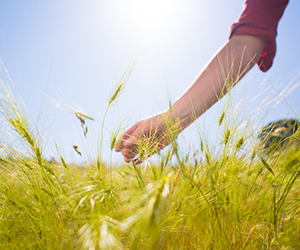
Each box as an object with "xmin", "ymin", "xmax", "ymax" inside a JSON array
[{"xmin": 0, "ymin": 64, "xmax": 300, "ymax": 250}]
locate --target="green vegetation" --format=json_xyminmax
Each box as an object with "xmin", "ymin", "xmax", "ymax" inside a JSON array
[{"xmin": 0, "ymin": 64, "xmax": 299, "ymax": 249}]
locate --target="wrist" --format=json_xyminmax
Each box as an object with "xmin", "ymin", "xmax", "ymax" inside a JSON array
[{"xmin": 165, "ymin": 105, "xmax": 193, "ymax": 133}]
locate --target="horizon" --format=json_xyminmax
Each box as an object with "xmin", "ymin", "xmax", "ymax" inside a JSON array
[{"xmin": 0, "ymin": 0, "xmax": 300, "ymax": 164}]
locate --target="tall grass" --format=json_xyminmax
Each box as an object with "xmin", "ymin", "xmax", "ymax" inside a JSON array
[
  {"xmin": 0, "ymin": 61, "xmax": 300, "ymax": 249},
  {"xmin": 97, "ymin": 59, "xmax": 138, "ymax": 180}
]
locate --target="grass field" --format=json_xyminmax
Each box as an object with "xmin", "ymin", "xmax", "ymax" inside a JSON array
[{"xmin": 0, "ymin": 63, "xmax": 300, "ymax": 249}]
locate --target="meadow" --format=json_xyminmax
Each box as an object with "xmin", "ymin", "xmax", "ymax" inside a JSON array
[{"xmin": 0, "ymin": 63, "xmax": 299, "ymax": 250}]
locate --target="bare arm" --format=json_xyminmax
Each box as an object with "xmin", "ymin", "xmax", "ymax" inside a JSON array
[
  {"xmin": 168, "ymin": 34, "xmax": 267, "ymax": 130},
  {"xmin": 116, "ymin": 35, "xmax": 267, "ymax": 162}
]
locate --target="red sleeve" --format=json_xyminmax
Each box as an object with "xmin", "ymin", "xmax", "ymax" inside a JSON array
[{"xmin": 229, "ymin": 0, "xmax": 289, "ymax": 72}]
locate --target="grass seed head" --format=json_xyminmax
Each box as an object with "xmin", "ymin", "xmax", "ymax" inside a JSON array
[
  {"xmin": 200, "ymin": 140, "xmax": 204, "ymax": 152},
  {"xmin": 223, "ymin": 129, "xmax": 231, "ymax": 145},
  {"xmin": 219, "ymin": 111, "xmax": 225, "ymax": 126},
  {"xmin": 75, "ymin": 112, "xmax": 85, "ymax": 125},
  {"xmin": 84, "ymin": 126, "xmax": 88, "ymax": 137},
  {"xmin": 73, "ymin": 145, "xmax": 82, "ymax": 156},
  {"xmin": 235, "ymin": 136, "xmax": 244, "ymax": 151},
  {"xmin": 109, "ymin": 83, "xmax": 123, "ymax": 105}
]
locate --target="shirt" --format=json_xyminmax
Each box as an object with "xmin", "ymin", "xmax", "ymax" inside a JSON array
[{"xmin": 229, "ymin": 0, "xmax": 289, "ymax": 72}]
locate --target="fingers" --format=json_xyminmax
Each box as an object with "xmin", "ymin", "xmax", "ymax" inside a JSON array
[
  {"xmin": 114, "ymin": 115, "xmax": 169, "ymax": 163},
  {"xmin": 123, "ymin": 122, "xmax": 147, "ymax": 148},
  {"xmin": 124, "ymin": 136, "xmax": 167, "ymax": 164},
  {"xmin": 132, "ymin": 144, "xmax": 159, "ymax": 164},
  {"xmin": 122, "ymin": 144, "xmax": 138, "ymax": 163},
  {"xmin": 114, "ymin": 135, "xmax": 124, "ymax": 152},
  {"xmin": 115, "ymin": 122, "xmax": 143, "ymax": 162},
  {"xmin": 115, "ymin": 123, "xmax": 140, "ymax": 152},
  {"xmin": 121, "ymin": 125, "xmax": 147, "ymax": 161}
]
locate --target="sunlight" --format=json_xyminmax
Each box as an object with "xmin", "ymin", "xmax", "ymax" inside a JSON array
[
  {"xmin": 111, "ymin": 0, "xmax": 183, "ymax": 42},
  {"xmin": 124, "ymin": 0, "xmax": 176, "ymax": 28}
]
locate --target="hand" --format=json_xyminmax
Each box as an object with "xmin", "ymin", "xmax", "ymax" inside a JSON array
[{"xmin": 115, "ymin": 112, "xmax": 180, "ymax": 163}]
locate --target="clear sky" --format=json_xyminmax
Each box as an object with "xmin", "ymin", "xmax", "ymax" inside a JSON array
[{"xmin": 0, "ymin": 0, "xmax": 300, "ymax": 164}]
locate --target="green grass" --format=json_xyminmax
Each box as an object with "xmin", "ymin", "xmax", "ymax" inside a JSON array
[{"xmin": 0, "ymin": 63, "xmax": 300, "ymax": 249}]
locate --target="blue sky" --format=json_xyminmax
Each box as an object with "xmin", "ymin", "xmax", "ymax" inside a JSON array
[{"xmin": 1, "ymin": 0, "xmax": 300, "ymax": 164}]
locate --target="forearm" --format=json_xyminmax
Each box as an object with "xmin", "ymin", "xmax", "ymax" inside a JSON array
[{"xmin": 167, "ymin": 35, "xmax": 266, "ymax": 130}]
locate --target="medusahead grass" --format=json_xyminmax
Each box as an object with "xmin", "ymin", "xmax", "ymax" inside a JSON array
[
  {"xmin": 0, "ymin": 58, "xmax": 300, "ymax": 249},
  {"xmin": 97, "ymin": 59, "xmax": 138, "ymax": 181}
]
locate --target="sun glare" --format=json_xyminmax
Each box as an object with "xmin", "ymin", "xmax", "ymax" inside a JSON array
[
  {"xmin": 125, "ymin": 0, "xmax": 175, "ymax": 27},
  {"xmin": 111, "ymin": 0, "xmax": 183, "ymax": 42}
]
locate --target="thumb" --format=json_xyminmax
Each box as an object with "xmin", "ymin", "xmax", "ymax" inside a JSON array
[{"xmin": 115, "ymin": 123, "xmax": 140, "ymax": 151}]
